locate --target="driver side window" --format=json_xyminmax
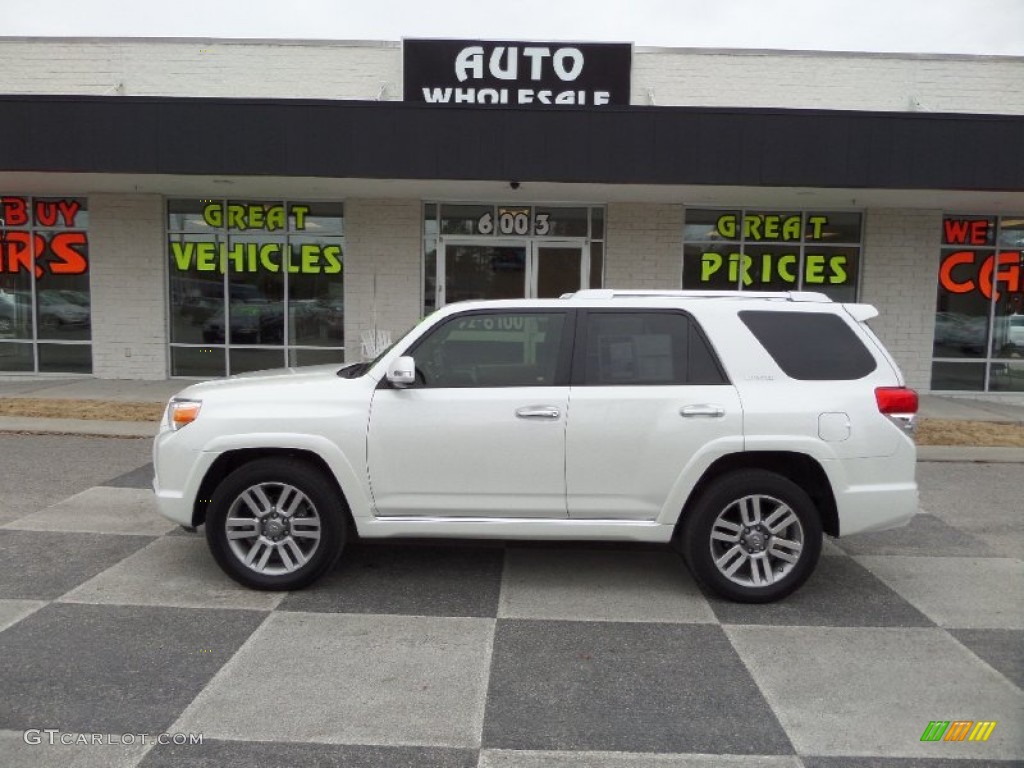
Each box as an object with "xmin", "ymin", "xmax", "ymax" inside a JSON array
[{"xmin": 411, "ymin": 312, "xmax": 567, "ymax": 388}]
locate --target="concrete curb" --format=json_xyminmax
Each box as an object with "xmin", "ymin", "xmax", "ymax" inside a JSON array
[{"xmin": 916, "ymin": 445, "xmax": 1024, "ymax": 463}]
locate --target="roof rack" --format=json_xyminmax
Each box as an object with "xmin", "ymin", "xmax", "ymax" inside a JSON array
[{"xmin": 561, "ymin": 289, "xmax": 832, "ymax": 302}]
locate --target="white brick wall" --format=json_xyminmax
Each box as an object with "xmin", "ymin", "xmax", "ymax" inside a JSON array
[
  {"xmin": 633, "ymin": 49, "xmax": 1024, "ymax": 114},
  {"xmin": 342, "ymin": 199, "xmax": 422, "ymax": 362},
  {"xmin": 0, "ymin": 38, "xmax": 1020, "ymax": 115},
  {"xmin": 88, "ymin": 194, "xmax": 169, "ymax": 379},
  {"xmin": 860, "ymin": 208, "xmax": 941, "ymax": 390},
  {"xmin": 0, "ymin": 39, "xmax": 400, "ymax": 101},
  {"xmin": 605, "ymin": 204, "xmax": 684, "ymax": 289}
]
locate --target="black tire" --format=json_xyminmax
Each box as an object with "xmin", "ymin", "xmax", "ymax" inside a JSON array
[
  {"xmin": 206, "ymin": 457, "xmax": 348, "ymax": 590},
  {"xmin": 680, "ymin": 469, "xmax": 822, "ymax": 603}
]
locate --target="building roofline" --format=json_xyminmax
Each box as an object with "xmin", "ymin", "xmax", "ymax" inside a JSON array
[{"xmin": 0, "ymin": 35, "xmax": 1021, "ymax": 62}]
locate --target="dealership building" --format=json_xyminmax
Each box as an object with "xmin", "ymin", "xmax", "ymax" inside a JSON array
[{"xmin": 0, "ymin": 36, "xmax": 1022, "ymax": 396}]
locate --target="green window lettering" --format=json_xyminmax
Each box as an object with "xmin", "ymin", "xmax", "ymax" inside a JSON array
[
  {"xmin": 171, "ymin": 242, "xmax": 195, "ymax": 271},
  {"xmin": 195, "ymin": 242, "xmax": 218, "ymax": 271},
  {"xmin": 701, "ymin": 252, "xmax": 724, "ymax": 281},
  {"xmin": 322, "ymin": 245, "xmax": 343, "ymax": 274}
]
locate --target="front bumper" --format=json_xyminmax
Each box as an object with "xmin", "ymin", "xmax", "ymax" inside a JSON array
[{"xmin": 152, "ymin": 425, "xmax": 219, "ymax": 527}]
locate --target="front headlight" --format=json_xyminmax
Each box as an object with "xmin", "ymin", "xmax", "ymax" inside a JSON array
[{"xmin": 167, "ymin": 398, "xmax": 202, "ymax": 430}]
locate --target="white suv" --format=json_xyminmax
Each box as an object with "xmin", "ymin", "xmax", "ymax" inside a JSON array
[{"xmin": 153, "ymin": 290, "xmax": 918, "ymax": 602}]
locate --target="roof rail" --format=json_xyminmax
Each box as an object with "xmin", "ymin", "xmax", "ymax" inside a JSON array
[{"xmin": 561, "ymin": 289, "xmax": 832, "ymax": 302}]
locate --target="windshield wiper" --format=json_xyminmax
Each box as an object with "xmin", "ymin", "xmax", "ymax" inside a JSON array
[{"xmin": 336, "ymin": 362, "xmax": 369, "ymax": 379}]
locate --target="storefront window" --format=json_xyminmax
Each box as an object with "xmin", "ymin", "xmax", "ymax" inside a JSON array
[
  {"xmin": 167, "ymin": 199, "xmax": 344, "ymax": 377},
  {"xmin": 0, "ymin": 196, "xmax": 91, "ymax": 373},
  {"xmin": 931, "ymin": 214, "xmax": 1024, "ymax": 391},
  {"xmin": 682, "ymin": 209, "xmax": 862, "ymax": 302}
]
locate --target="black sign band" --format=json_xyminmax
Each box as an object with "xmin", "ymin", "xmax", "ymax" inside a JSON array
[{"xmin": 403, "ymin": 39, "xmax": 632, "ymax": 108}]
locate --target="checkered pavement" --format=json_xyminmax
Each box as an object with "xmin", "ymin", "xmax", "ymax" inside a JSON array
[{"xmin": 0, "ymin": 448, "xmax": 1021, "ymax": 767}]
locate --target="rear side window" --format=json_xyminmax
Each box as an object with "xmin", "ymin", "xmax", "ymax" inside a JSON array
[
  {"xmin": 580, "ymin": 311, "xmax": 728, "ymax": 385},
  {"xmin": 739, "ymin": 310, "xmax": 877, "ymax": 380}
]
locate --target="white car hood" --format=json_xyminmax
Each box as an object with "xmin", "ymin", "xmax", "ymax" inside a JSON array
[{"xmin": 171, "ymin": 363, "xmax": 362, "ymax": 401}]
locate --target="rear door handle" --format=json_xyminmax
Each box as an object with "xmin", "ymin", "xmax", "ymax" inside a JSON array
[
  {"xmin": 680, "ymin": 404, "xmax": 725, "ymax": 418},
  {"xmin": 515, "ymin": 406, "xmax": 561, "ymax": 420}
]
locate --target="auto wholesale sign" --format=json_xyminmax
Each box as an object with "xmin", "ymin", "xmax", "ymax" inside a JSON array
[{"xmin": 403, "ymin": 39, "xmax": 632, "ymax": 107}]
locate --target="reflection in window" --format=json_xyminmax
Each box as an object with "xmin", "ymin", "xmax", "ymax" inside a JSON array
[
  {"xmin": 932, "ymin": 214, "xmax": 1024, "ymax": 390},
  {"xmin": 682, "ymin": 209, "xmax": 862, "ymax": 302},
  {"xmin": 411, "ymin": 312, "xmax": 566, "ymax": 388},
  {"xmin": 167, "ymin": 199, "xmax": 344, "ymax": 377},
  {"xmin": 0, "ymin": 196, "xmax": 91, "ymax": 373}
]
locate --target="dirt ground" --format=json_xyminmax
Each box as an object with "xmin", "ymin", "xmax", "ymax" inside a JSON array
[{"xmin": 2, "ymin": 398, "xmax": 1024, "ymax": 447}]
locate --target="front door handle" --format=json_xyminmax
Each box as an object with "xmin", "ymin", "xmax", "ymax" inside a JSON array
[
  {"xmin": 680, "ymin": 404, "xmax": 726, "ymax": 418},
  {"xmin": 516, "ymin": 406, "xmax": 561, "ymax": 420}
]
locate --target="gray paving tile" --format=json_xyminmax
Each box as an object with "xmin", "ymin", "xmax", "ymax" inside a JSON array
[
  {"xmin": 0, "ymin": 529, "xmax": 155, "ymax": 599},
  {"xmin": 0, "ymin": 598, "xmax": 46, "ymax": 632},
  {"xmin": 140, "ymin": 738, "xmax": 477, "ymax": 767},
  {"xmin": 950, "ymin": 629, "xmax": 1024, "ymax": 689},
  {"xmin": 480, "ymin": 751, "xmax": 803, "ymax": 767},
  {"xmin": 707, "ymin": 555, "xmax": 934, "ymax": 627},
  {"xmin": 821, "ymin": 538, "xmax": 847, "ymax": 557},
  {"xmin": 498, "ymin": 548, "xmax": 715, "ymax": 623},
  {"xmin": 725, "ymin": 626, "xmax": 1024, "ymax": 760},
  {"xmin": 856, "ymin": 556, "xmax": 1024, "ymax": 629},
  {"xmin": 0, "ymin": 728, "xmax": 149, "ymax": 768},
  {"xmin": 2, "ymin": 487, "xmax": 175, "ymax": 536},
  {"xmin": 0, "ymin": 435, "xmax": 151, "ymax": 526},
  {"xmin": 803, "ymin": 758, "xmax": 1024, "ymax": 767},
  {"xmin": 917, "ymin": 463, "xmax": 1022, "ymax": 559},
  {"xmin": 60, "ymin": 536, "xmax": 284, "ymax": 611},
  {"xmin": 280, "ymin": 542, "xmax": 504, "ymax": 617},
  {"xmin": 482, "ymin": 619, "xmax": 792, "ymax": 754},
  {"xmin": 836, "ymin": 513, "xmax": 995, "ymax": 557},
  {"xmin": 173, "ymin": 612, "xmax": 494, "ymax": 747},
  {"xmin": 0, "ymin": 603, "xmax": 267, "ymax": 733},
  {"xmin": 102, "ymin": 462, "xmax": 155, "ymax": 489}
]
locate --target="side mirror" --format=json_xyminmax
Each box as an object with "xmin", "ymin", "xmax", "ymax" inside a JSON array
[{"xmin": 386, "ymin": 356, "xmax": 416, "ymax": 387}]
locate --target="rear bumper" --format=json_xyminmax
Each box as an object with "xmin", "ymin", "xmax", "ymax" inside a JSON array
[
  {"xmin": 835, "ymin": 482, "xmax": 918, "ymax": 536},
  {"xmin": 829, "ymin": 440, "xmax": 919, "ymax": 537}
]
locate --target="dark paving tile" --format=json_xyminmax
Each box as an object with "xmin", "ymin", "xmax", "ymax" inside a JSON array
[
  {"xmin": 707, "ymin": 555, "xmax": 935, "ymax": 627},
  {"xmin": 279, "ymin": 542, "xmax": 504, "ymax": 617},
  {"xmin": 141, "ymin": 739, "xmax": 477, "ymax": 768},
  {"xmin": 804, "ymin": 758, "xmax": 1023, "ymax": 767},
  {"xmin": 482, "ymin": 619, "xmax": 793, "ymax": 754},
  {"xmin": 101, "ymin": 462, "xmax": 155, "ymax": 489},
  {"xmin": 0, "ymin": 529, "xmax": 155, "ymax": 599},
  {"xmin": 950, "ymin": 628, "xmax": 1024, "ymax": 689},
  {"xmin": 836, "ymin": 514, "xmax": 995, "ymax": 557},
  {"xmin": 0, "ymin": 603, "xmax": 266, "ymax": 733},
  {"xmin": 0, "ymin": 434, "xmax": 151, "ymax": 525}
]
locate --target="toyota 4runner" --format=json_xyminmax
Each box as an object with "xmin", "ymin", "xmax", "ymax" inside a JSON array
[{"xmin": 153, "ymin": 289, "xmax": 918, "ymax": 602}]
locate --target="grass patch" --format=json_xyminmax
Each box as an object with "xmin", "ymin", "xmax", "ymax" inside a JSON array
[
  {"xmin": 0, "ymin": 398, "xmax": 164, "ymax": 422},
  {"xmin": 916, "ymin": 418, "xmax": 1024, "ymax": 447}
]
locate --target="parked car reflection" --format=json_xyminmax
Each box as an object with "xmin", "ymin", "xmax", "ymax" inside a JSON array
[
  {"xmin": 933, "ymin": 311, "xmax": 988, "ymax": 356},
  {"xmin": 203, "ymin": 301, "xmax": 285, "ymax": 344}
]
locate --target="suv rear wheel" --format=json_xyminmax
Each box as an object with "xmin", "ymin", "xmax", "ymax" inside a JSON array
[
  {"xmin": 206, "ymin": 458, "xmax": 347, "ymax": 590},
  {"xmin": 681, "ymin": 469, "xmax": 822, "ymax": 603}
]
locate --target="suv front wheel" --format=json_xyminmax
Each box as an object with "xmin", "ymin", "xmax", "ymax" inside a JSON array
[
  {"xmin": 681, "ymin": 469, "xmax": 822, "ymax": 603},
  {"xmin": 206, "ymin": 458, "xmax": 348, "ymax": 590}
]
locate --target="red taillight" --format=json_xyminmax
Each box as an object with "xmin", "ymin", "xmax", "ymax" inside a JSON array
[{"xmin": 875, "ymin": 387, "xmax": 918, "ymax": 415}]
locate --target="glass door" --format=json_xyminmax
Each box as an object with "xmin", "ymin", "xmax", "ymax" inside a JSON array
[
  {"xmin": 439, "ymin": 239, "xmax": 587, "ymax": 306},
  {"xmin": 533, "ymin": 243, "xmax": 586, "ymax": 298},
  {"xmin": 440, "ymin": 240, "xmax": 528, "ymax": 305}
]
